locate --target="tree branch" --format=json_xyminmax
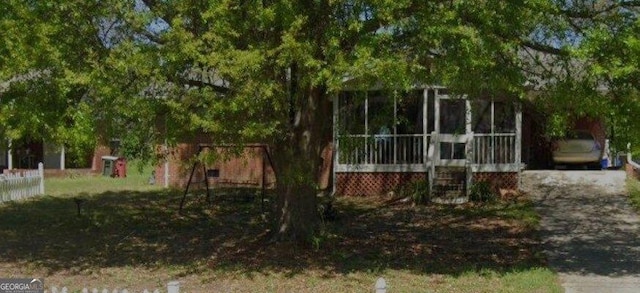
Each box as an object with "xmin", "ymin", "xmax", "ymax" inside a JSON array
[
  {"xmin": 139, "ymin": 0, "xmax": 176, "ymax": 29},
  {"xmin": 521, "ymin": 40, "xmax": 569, "ymax": 56},
  {"xmin": 559, "ymin": 1, "xmax": 640, "ymax": 19}
]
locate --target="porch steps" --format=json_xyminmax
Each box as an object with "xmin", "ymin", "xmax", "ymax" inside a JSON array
[{"xmin": 432, "ymin": 167, "xmax": 468, "ymax": 204}]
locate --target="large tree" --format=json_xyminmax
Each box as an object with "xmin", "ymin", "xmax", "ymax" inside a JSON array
[
  {"xmin": 0, "ymin": 1, "xmax": 110, "ymax": 160},
  {"xmin": 2, "ymin": 0, "xmax": 640, "ymax": 243}
]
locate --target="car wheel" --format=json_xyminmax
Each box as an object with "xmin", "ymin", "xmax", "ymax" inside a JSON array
[{"xmin": 588, "ymin": 163, "xmax": 601, "ymax": 170}]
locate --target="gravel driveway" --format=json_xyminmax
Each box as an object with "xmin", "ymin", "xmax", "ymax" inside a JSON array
[{"xmin": 521, "ymin": 170, "xmax": 640, "ymax": 293}]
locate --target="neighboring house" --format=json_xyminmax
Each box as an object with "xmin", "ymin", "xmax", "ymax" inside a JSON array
[
  {"xmin": 0, "ymin": 70, "xmax": 70, "ymax": 171},
  {"xmin": 0, "ymin": 140, "xmax": 67, "ymax": 170},
  {"xmin": 0, "ymin": 139, "xmax": 107, "ymax": 175}
]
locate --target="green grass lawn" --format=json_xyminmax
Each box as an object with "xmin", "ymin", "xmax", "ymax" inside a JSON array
[
  {"xmin": 627, "ymin": 178, "xmax": 640, "ymax": 212},
  {"xmin": 44, "ymin": 162, "xmax": 161, "ymax": 197},
  {"xmin": 0, "ymin": 168, "xmax": 561, "ymax": 292}
]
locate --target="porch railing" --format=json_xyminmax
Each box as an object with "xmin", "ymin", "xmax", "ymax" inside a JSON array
[
  {"xmin": 337, "ymin": 134, "xmax": 430, "ymax": 165},
  {"xmin": 471, "ymin": 133, "xmax": 516, "ymax": 164},
  {"xmin": 337, "ymin": 133, "xmax": 518, "ymax": 167}
]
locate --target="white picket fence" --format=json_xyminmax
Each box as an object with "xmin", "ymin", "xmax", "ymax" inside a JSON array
[
  {"xmin": 0, "ymin": 162, "xmax": 45, "ymax": 203},
  {"xmin": 46, "ymin": 281, "xmax": 180, "ymax": 293}
]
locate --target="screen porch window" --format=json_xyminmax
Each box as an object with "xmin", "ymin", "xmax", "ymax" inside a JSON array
[
  {"xmin": 337, "ymin": 90, "xmax": 431, "ymax": 165},
  {"xmin": 471, "ymin": 100, "xmax": 516, "ymax": 164}
]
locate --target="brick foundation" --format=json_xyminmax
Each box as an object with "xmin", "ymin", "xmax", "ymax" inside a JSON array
[
  {"xmin": 335, "ymin": 172, "xmax": 427, "ymax": 196},
  {"xmin": 472, "ymin": 172, "xmax": 519, "ymax": 193},
  {"xmin": 336, "ymin": 172, "xmax": 519, "ymax": 196}
]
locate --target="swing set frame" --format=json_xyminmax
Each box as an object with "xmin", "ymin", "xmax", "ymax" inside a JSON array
[{"xmin": 179, "ymin": 144, "xmax": 276, "ymax": 212}]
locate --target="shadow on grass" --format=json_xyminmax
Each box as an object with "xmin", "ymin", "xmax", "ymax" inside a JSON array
[{"xmin": 0, "ymin": 189, "xmax": 545, "ymax": 278}]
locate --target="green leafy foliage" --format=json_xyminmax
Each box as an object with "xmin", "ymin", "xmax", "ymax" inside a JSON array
[
  {"xmin": 627, "ymin": 179, "xmax": 640, "ymax": 213},
  {"xmin": 469, "ymin": 181, "xmax": 495, "ymax": 203},
  {"xmin": 398, "ymin": 179, "xmax": 430, "ymax": 204},
  {"xmin": 3, "ymin": 0, "xmax": 640, "ymax": 240}
]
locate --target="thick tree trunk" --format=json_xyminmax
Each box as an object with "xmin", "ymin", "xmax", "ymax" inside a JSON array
[
  {"xmin": 273, "ymin": 166, "xmax": 320, "ymax": 243},
  {"xmin": 271, "ymin": 85, "xmax": 332, "ymax": 244}
]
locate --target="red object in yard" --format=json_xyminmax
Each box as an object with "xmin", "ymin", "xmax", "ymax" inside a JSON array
[{"xmin": 113, "ymin": 157, "xmax": 127, "ymax": 178}]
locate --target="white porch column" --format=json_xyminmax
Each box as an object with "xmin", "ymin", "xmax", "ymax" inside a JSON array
[
  {"xmin": 60, "ymin": 145, "xmax": 65, "ymax": 170},
  {"xmin": 434, "ymin": 89, "xmax": 440, "ymax": 135},
  {"xmin": 422, "ymin": 89, "xmax": 428, "ymax": 164},
  {"xmin": 465, "ymin": 98, "xmax": 474, "ymax": 193},
  {"xmin": 7, "ymin": 140, "xmax": 12, "ymax": 170},
  {"xmin": 490, "ymin": 100, "xmax": 495, "ymax": 164},
  {"xmin": 364, "ymin": 92, "xmax": 369, "ymax": 163},
  {"xmin": 465, "ymin": 98, "xmax": 472, "ymax": 135},
  {"xmin": 515, "ymin": 102, "xmax": 522, "ymax": 169},
  {"xmin": 434, "ymin": 89, "xmax": 441, "ymax": 163},
  {"xmin": 465, "ymin": 98, "xmax": 473, "ymax": 162},
  {"xmin": 393, "ymin": 93, "xmax": 397, "ymax": 164}
]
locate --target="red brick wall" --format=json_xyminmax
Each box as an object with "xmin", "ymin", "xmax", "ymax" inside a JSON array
[
  {"xmin": 156, "ymin": 138, "xmax": 334, "ymax": 190},
  {"xmin": 335, "ymin": 172, "xmax": 427, "ymax": 196},
  {"xmin": 574, "ymin": 117, "xmax": 606, "ymax": 151},
  {"xmin": 91, "ymin": 145, "xmax": 112, "ymax": 173},
  {"xmin": 626, "ymin": 162, "xmax": 640, "ymax": 179},
  {"xmin": 155, "ymin": 143, "xmax": 200, "ymax": 188},
  {"xmin": 156, "ymin": 143, "xmax": 277, "ymax": 189}
]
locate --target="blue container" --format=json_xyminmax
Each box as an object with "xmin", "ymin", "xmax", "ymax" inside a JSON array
[{"xmin": 600, "ymin": 158, "xmax": 609, "ymax": 169}]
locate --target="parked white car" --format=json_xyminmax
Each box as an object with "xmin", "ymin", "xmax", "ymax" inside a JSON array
[{"xmin": 552, "ymin": 130, "xmax": 603, "ymax": 169}]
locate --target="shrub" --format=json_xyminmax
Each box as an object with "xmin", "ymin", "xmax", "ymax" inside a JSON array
[
  {"xmin": 627, "ymin": 179, "xmax": 640, "ymax": 212},
  {"xmin": 399, "ymin": 179, "xmax": 430, "ymax": 204},
  {"xmin": 469, "ymin": 181, "xmax": 495, "ymax": 202}
]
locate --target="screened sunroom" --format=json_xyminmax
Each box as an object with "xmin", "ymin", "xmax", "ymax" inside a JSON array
[{"xmin": 333, "ymin": 87, "xmax": 523, "ymax": 196}]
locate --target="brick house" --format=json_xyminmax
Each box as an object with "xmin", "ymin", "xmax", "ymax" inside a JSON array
[{"xmin": 155, "ymin": 86, "xmax": 606, "ymax": 199}]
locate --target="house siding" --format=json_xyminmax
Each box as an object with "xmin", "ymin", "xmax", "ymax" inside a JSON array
[
  {"xmin": 91, "ymin": 145, "xmax": 112, "ymax": 172},
  {"xmin": 155, "ymin": 142, "xmax": 276, "ymax": 189}
]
